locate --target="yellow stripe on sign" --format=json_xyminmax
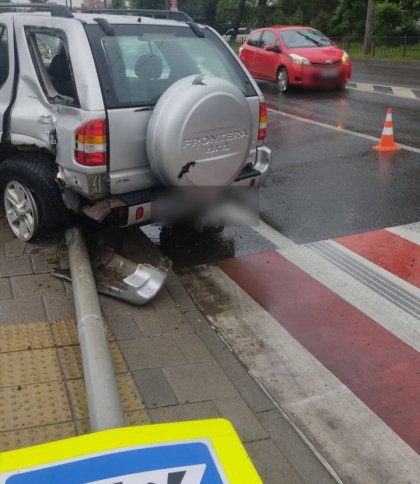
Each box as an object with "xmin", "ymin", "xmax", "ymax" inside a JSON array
[{"xmin": 0, "ymin": 419, "xmax": 262, "ymax": 483}]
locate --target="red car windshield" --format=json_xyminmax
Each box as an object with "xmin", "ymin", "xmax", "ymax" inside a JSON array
[{"xmin": 279, "ymin": 29, "xmax": 333, "ymax": 48}]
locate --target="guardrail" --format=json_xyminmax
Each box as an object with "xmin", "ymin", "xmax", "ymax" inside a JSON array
[{"xmin": 332, "ymin": 36, "xmax": 420, "ymax": 59}]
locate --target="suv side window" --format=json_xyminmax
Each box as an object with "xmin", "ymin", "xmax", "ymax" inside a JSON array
[
  {"xmin": 247, "ymin": 31, "xmax": 262, "ymax": 47},
  {"xmin": 0, "ymin": 25, "xmax": 9, "ymax": 89},
  {"xmin": 261, "ymin": 31, "xmax": 278, "ymax": 49},
  {"xmin": 26, "ymin": 28, "xmax": 78, "ymax": 105}
]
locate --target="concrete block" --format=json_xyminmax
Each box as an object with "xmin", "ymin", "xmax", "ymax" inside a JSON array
[
  {"xmin": 256, "ymin": 410, "xmax": 336, "ymax": 484},
  {"xmin": 149, "ymin": 401, "xmax": 220, "ymax": 424},
  {"xmin": 43, "ymin": 294, "xmax": 76, "ymax": 322},
  {"xmin": 199, "ymin": 330, "xmax": 274, "ymax": 412},
  {"xmin": 0, "ymin": 255, "xmax": 32, "ymax": 277},
  {"xmin": 0, "ymin": 296, "xmax": 46, "ymax": 325},
  {"xmin": 119, "ymin": 336, "xmax": 186, "ymax": 370},
  {"xmin": 31, "ymin": 251, "xmax": 59, "ymax": 274},
  {"xmin": 100, "ymin": 296, "xmax": 148, "ymax": 340},
  {"xmin": 163, "ymin": 362, "xmax": 239, "ymax": 403},
  {"xmin": 0, "ymin": 278, "xmax": 11, "ymax": 300},
  {"xmin": 214, "ymin": 397, "xmax": 268, "ymax": 443},
  {"xmin": 135, "ymin": 308, "xmax": 193, "ymax": 337},
  {"xmin": 5, "ymin": 239, "xmax": 26, "ymax": 257},
  {"xmin": 245, "ymin": 439, "xmax": 304, "ymax": 484},
  {"xmin": 11, "ymin": 274, "xmax": 65, "ymax": 297},
  {"xmin": 173, "ymin": 333, "xmax": 213, "ymax": 364},
  {"xmin": 132, "ymin": 368, "xmax": 178, "ymax": 408},
  {"xmin": 151, "ymin": 286, "xmax": 175, "ymax": 311}
]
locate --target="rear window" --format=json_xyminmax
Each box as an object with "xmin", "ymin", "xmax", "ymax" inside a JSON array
[
  {"xmin": 85, "ymin": 24, "xmax": 256, "ymax": 108},
  {"xmin": 279, "ymin": 29, "xmax": 333, "ymax": 48}
]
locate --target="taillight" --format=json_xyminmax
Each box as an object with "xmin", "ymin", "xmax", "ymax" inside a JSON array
[
  {"xmin": 74, "ymin": 119, "xmax": 107, "ymax": 166},
  {"xmin": 258, "ymin": 102, "xmax": 267, "ymax": 140}
]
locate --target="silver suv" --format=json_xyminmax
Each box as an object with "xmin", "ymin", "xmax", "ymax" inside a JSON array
[{"xmin": 0, "ymin": 5, "xmax": 271, "ymax": 241}]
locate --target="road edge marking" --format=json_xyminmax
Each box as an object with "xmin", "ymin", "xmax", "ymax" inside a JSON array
[{"xmin": 267, "ymin": 108, "xmax": 420, "ymax": 154}]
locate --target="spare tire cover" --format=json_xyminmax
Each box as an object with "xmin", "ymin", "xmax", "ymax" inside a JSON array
[{"xmin": 146, "ymin": 75, "xmax": 253, "ymax": 187}]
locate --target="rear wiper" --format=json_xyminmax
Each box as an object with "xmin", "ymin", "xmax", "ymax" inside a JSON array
[{"xmin": 296, "ymin": 31, "xmax": 323, "ymax": 47}]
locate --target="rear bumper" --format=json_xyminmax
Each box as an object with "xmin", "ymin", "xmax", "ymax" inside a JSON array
[{"xmin": 118, "ymin": 145, "xmax": 271, "ymax": 227}]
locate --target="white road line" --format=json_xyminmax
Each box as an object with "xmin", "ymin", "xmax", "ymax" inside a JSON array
[
  {"xmin": 392, "ymin": 86, "xmax": 418, "ymax": 99},
  {"xmin": 353, "ymin": 82, "xmax": 375, "ymax": 92},
  {"xmin": 268, "ymin": 108, "xmax": 420, "ymax": 154},
  {"xmin": 252, "ymin": 219, "xmax": 296, "ymax": 250},
  {"xmin": 180, "ymin": 265, "xmax": 420, "ymax": 484},
  {"xmin": 251, "ymin": 220, "xmax": 420, "ymax": 349},
  {"xmin": 280, "ymin": 241, "xmax": 420, "ymax": 352},
  {"xmin": 347, "ymin": 82, "xmax": 419, "ymax": 100},
  {"xmin": 387, "ymin": 222, "xmax": 420, "ymax": 245}
]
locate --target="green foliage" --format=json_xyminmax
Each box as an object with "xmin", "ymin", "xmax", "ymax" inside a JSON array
[
  {"xmin": 214, "ymin": 0, "xmax": 420, "ymax": 37},
  {"xmin": 375, "ymin": 1, "xmax": 419, "ymax": 35},
  {"xmin": 128, "ymin": 0, "xmax": 163, "ymax": 8},
  {"xmin": 112, "ymin": 0, "xmax": 127, "ymax": 8}
]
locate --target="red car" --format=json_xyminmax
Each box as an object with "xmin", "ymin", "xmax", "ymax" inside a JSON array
[{"xmin": 239, "ymin": 26, "xmax": 351, "ymax": 92}]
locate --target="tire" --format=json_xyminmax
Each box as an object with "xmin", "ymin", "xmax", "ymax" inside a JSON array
[
  {"xmin": 0, "ymin": 153, "xmax": 69, "ymax": 241},
  {"xmin": 276, "ymin": 67, "xmax": 289, "ymax": 93}
]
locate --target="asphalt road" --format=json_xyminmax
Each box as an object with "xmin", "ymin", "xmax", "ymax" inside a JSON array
[
  {"xmin": 351, "ymin": 59, "xmax": 420, "ymax": 89},
  {"xmin": 144, "ymin": 60, "xmax": 420, "ymax": 267}
]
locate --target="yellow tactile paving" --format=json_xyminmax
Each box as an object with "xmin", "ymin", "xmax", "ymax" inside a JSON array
[
  {"xmin": 66, "ymin": 374, "xmax": 145, "ymax": 420},
  {"xmin": 0, "ymin": 422, "xmax": 75, "ymax": 452},
  {"xmin": 58, "ymin": 342, "xmax": 128, "ymax": 380},
  {"xmin": 0, "ymin": 381, "xmax": 72, "ymax": 432},
  {"xmin": 0, "ymin": 322, "xmax": 53, "ymax": 353},
  {"xmin": 75, "ymin": 410, "xmax": 150, "ymax": 435},
  {"xmin": 51, "ymin": 319, "xmax": 114, "ymax": 347},
  {"xmin": 0, "ymin": 348, "xmax": 61, "ymax": 388}
]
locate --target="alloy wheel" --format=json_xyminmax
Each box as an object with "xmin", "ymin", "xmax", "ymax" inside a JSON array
[
  {"xmin": 4, "ymin": 181, "xmax": 39, "ymax": 241},
  {"xmin": 277, "ymin": 68, "xmax": 288, "ymax": 93}
]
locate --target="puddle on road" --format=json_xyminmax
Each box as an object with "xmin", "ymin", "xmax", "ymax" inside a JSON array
[
  {"xmin": 141, "ymin": 225, "xmax": 236, "ymax": 270},
  {"xmin": 141, "ymin": 224, "xmax": 276, "ymax": 270}
]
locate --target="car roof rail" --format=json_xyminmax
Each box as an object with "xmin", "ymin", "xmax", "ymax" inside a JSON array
[
  {"xmin": 0, "ymin": 3, "xmax": 73, "ymax": 18},
  {"xmin": 83, "ymin": 8, "xmax": 192, "ymax": 22}
]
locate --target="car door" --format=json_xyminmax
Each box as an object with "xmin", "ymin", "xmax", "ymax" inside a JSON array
[
  {"xmin": 0, "ymin": 17, "xmax": 15, "ymax": 142},
  {"xmin": 256, "ymin": 30, "xmax": 280, "ymax": 80},
  {"xmin": 240, "ymin": 30, "xmax": 262, "ymax": 76}
]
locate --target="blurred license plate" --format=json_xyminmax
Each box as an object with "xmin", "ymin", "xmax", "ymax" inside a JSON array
[{"xmin": 319, "ymin": 70, "xmax": 340, "ymax": 79}]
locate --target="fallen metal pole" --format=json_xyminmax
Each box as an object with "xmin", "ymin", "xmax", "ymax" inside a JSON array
[{"xmin": 65, "ymin": 226, "xmax": 125, "ymax": 431}]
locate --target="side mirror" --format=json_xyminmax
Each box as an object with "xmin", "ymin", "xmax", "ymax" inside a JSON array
[{"xmin": 265, "ymin": 44, "xmax": 280, "ymax": 53}]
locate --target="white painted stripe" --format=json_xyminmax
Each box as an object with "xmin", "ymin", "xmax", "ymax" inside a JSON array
[
  {"xmin": 180, "ymin": 266, "xmax": 420, "ymax": 483},
  {"xmin": 392, "ymin": 86, "xmax": 417, "ymax": 99},
  {"xmin": 385, "ymin": 113, "xmax": 393, "ymax": 122},
  {"xmin": 355, "ymin": 82, "xmax": 374, "ymax": 92},
  {"xmin": 268, "ymin": 109, "xmax": 420, "ymax": 154},
  {"xmin": 347, "ymin": 82, "xmax": 419, "ymax": 101},
  {"xmin": 387, "ymin": 222, "xmax": 420, "ymax": 245},
  {"xmin": 253, "ymin": 219, "xmax": 296, "ymax": 250},
  {"xmin": 382, "ymin": 127, "xmax": 394, "ymax": 135},
  {"xmin": 280, "ymin": 241, "xmax": 420, "ymax": 352},
  {"xmin": 252, "ymin": 221, "xmax": 420, "ymax": 348}
]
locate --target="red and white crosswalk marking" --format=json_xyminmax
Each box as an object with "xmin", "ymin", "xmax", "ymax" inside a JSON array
[{"xmin": 180, "ymin": 222, "xmax": 420, "ymax": 484}]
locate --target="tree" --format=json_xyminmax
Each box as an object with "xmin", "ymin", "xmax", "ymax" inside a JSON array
[
  {"xmin": 112, "ymin": 0, "xmax": 127, "ymax": 7},
  {"xmin": 230, "ymin": 0, "xmax": 246, "ymax": 42},
  {"xmin": 364, "ymin": 0, "xmax": 375, "ymax": 54},
  {"xmin": 128, "ymin": 0, "xmax": 163, "ymax": 8}
]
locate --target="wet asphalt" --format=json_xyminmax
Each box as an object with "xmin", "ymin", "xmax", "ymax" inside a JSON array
[{"xmin": 142, "ymin": 61, "xmax": 420, "ymax": 269}]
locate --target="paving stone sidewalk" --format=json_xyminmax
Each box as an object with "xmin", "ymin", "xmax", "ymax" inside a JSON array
[{"xmin": 0, "ymin": 217, "xmax": 336, "ymax": 484}]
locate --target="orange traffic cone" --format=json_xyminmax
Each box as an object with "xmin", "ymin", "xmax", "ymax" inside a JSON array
[{"xmin": 373, "ymin": 108, "xmax": 400, "ymax": 152}]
